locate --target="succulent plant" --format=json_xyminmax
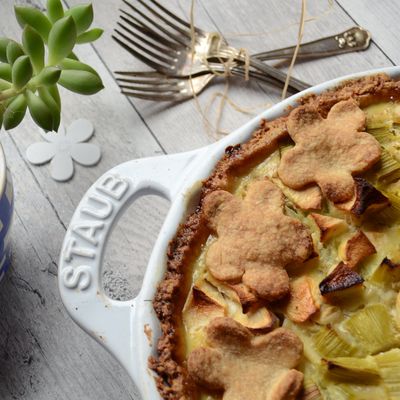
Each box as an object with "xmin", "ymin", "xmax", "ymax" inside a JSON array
[{"xmin": 0, "ymin": 0, "xmax": 104, "ymax": 132}]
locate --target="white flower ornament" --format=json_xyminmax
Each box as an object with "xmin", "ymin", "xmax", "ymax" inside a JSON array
[{"xmin": 26, "ymin": 119, "xmax": 101, "ymax": 182}]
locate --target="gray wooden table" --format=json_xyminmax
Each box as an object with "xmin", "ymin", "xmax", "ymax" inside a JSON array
[{"xmin": 0, "ymin": 0, "xmax": 397, "ymax": 398}]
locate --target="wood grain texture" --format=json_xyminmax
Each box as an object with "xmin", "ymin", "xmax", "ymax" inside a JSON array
[
  {"xmin": 0, "ymin": 0, "xmax": 397, "ymax": 399},
  {"xmin": 337, "ymin": 0, "xmax": 400, "ymax": 64}
]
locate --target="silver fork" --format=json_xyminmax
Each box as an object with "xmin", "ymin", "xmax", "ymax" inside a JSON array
[
  {"xmin": 115, "ymin": 68, "xmax": 293, "ymax": 101},
  {"xmin": 112, "ymin": 0, "xmax": 310, "ymax": 92},
  {"xmin": 116, "ymin": 72, "xmax": 214, "ymax": 101},
  {"xmin": 255, "ymin": 27, "xmax": 371, "ymax": 60}
]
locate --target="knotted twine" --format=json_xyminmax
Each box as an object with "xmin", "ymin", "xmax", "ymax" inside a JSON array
[{"xmin": 187, "ymin": 0, "xmax": 333, "ymax": 137}]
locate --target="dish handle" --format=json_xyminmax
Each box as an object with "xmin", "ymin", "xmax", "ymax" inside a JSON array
[{"xmin": 58, "ymin": 150, "xmax": 200, "ymax": 377}]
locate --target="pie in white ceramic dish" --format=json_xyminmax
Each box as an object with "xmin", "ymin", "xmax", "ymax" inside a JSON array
[
  {"xmin": 151, "ymin": 73, "xmax": 400, "ymax": 400},
  {"xmin": 59, "ymin": 68, "xmax": 400, "ymax": 400}
]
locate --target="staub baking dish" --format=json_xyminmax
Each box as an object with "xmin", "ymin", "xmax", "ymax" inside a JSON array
[{"xmin": 59, "ymin": 66, "xmax": 400, "ymax": 399}]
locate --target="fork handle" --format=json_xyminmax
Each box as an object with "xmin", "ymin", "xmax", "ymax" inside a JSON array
[
  {"xmin": 230, "ymin": 67, "xmax": 299, "ymax": 92},
  {"xmin": 247, "ymin": 57, "xmax": 310, "ymax": 91},
  {"xmin": 254, "ymin": 27, "xmax": 371, "ymax": 61}
]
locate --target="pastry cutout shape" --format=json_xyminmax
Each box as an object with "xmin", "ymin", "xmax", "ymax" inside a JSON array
[
  {"xmin": 278, "ymin": 99, "xmax": 381, "ymax": 203},
  {"xmin": 203, "ymin": 179, "xmax": 313, "ymax": 301},
  {"xmin": 188, "ymin": 317, "xmax": 304, "ymax": 400}
]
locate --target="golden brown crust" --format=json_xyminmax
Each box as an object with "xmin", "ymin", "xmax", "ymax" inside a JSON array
[
  {"xmin": 187, "ymin": 317, "xmax": 304, "ymax": 400},
  {"xmin": 202, "ymin": 179, "xmax": 313, "ymax": 301},
  {"xmin": 278, "ymin": 99, "xmax": 381, "ymax": 203},
  {"xmin": 150, "ymin": 73, "xmax": 400, "ymax": 399},
  {"xmin": 228, "ymin": 282, "xmax": 258, "ymax": 309}
]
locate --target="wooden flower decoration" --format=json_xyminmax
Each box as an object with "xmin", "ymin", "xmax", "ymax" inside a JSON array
[{"xmin": 26, "ymin": 118, "xmax": 101, "ymax": 181}]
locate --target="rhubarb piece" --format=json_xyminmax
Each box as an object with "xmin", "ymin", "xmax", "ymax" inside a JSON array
[
  {"xmin": 371, "ymin": 257, "xmax": 400, "ymax": 285},
  {"xmin": 374, "ymin": 349, "xmax": 400, "ymax": 399},
  {"xmin": 314, "ymin": 326, "xmax": 356, "ymax": 358},
  {"xmin": 323, "ymin": 356, "xmax": 380, "ymax": 383},
  {"xmin": 344, "ymin": 304, "xmax": 400, "ymax": 354}
]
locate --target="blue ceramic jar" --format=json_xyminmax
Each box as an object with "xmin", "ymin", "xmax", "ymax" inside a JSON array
[{"xmin": 0, "ymin": 146, "xmax": 13, "ymax": 282}]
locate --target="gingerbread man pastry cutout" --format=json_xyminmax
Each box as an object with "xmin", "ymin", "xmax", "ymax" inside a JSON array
[
  {"xmin": 278, "ymin": 99, "xmax": 381, "ymax": 203},
  {"xmin": 203, "ymin": 179, "xmax": 313, "ymax": 301},
  {"xmin": 188, "ymin": 317, "xmax": 304, "ymax": 400}
]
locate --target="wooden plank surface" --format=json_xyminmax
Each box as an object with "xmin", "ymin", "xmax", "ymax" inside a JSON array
[
  {"xmin": 337, "ymin": 0, "xmax": 400, "ymax": 64},
  {"xmin": 0, "ymin": 0, "xmax": 397, "ymax": 399}
]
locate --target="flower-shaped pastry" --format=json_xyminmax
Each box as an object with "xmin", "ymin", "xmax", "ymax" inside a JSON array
[
  {"xmin": 203, "ymin": 179, "xmax": 313, "ymax": 301},
  {"xmin": 188, "ymin": 317, "xmax": 304, "ymax": 400},
  {"xmin": 278, "ymin": 99, "xmax": 381, "ymax": 203},
  {"xmin": 26, "ymin": 119, "xmax": 101, "ymax": 182}
]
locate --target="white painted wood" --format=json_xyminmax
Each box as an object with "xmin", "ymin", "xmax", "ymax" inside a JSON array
[
  {"xmin": 337, "ymin": 0, "xmax": 400, "ymax": 65},
  {"xmin": 0, "ymin": 0, "xmax": 398, "ymax": 399}
]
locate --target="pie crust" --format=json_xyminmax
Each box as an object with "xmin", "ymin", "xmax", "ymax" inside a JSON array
[{"xmin": 150, "ymin": 73, "xmax": 400, "ymax": 399}]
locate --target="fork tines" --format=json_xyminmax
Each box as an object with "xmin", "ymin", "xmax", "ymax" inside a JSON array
[
  {"xmin": 114, "ymin": 71, "xmax": 186, "ymax": 101},
  {"xmin": 112, "ymin": 0, "xmax": 197, "ymax": 74}
]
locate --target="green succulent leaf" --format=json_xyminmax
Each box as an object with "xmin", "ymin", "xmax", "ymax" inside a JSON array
[
  {"xmin": 26, "ymin": 90, "xmax": 54, "ymax": 131},
  {"xmin": 0, "ymin": 107, "xmax": 4, "ymax": 128},
  {"xmin": 38, "ymin": 87, "xmax": 60, "ymax": 131},
  {"xmin": 33, "ymin": 66, "xmax": 61, "ymax": 86},
  {"xmin": 65, "ymin": 4, "xmax": 93, "ymax": 34},
  {"xmin": 0, "ymin": 38, "xmax": 11, "ymax": 62},
  {"xmin": 0, "ymin": 78, "xmax": 12, "ymax": 91},
  {"xmin": 6, "ymin": 41, "xmax": 25, "ymax": 65},
  {"xmin": 0, "ymin": 2, "xmax": 103, "ymax": 133},
  {"xmin": 60, "ymin": 58, "xmax": 98, "ymax": 75},
  {"xmin": 0, "ymin": 101, "xmax": 8, "ymax": 129},
  {"xmin": 67, "ymin": 51, "xmax": 79, "ymax": 61},
  {"xmin": 12, "ymin": 55, "xmax": 33, "ymax": 89},
  {"xmin": 14, "ymin": 6, "xmax": 52, "ymax": 42},
  {"xmin": 3, "ymin": 93, "xmax": 27, "ymax": 130},
  {"xmin": 47, "ymin": 0, "xmax": 64, "ymax": 23},
  {"xmin": 22, "ymin": 26, "xmax": 45, "ymax": 73},
  {"xmin": 47, "ymin": 84, "xmax": 61, "ymax": 108},
  {"xmin": 76, "ymin": 28, "xmax": 103, "ymax": 44},
  {"xmin": 0, "ymin": 63, "xmax": 12, "ymax": 82},
  {"xmin": 58, "ymin": 69, "xmax": 103, "ymax": 95},
  {"xmin": 48, "ymin": 16, "xmax": 77, "ymax": 65}
]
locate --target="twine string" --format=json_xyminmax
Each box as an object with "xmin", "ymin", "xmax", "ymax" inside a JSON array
[
  {"xmin": 282, "ymin": 0, "xmax": 307, "ymax": 100},
  {"xmin": 188, "ymin": 0, "xmax": 331, "ymax": 137}
]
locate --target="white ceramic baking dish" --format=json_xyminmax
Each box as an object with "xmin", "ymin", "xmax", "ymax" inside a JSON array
[{"xmin": 58, "ymin": 66, "xmax": 400, "ymax": 399}]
